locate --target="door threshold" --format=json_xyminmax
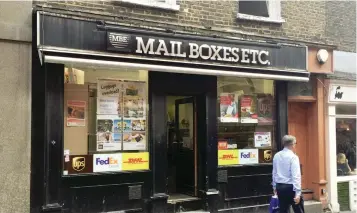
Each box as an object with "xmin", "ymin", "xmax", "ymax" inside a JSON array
[{"xmin": 167, "ymin": 193, "xmax": 200, "ymax": 204}]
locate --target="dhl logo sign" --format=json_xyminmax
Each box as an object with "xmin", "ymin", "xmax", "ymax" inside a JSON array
[
  {"xmin": 218, "ymin": 150, "xmax": 239, "ymax": 166},
  {"xmin": 122, "ymin": 153, "xmax": 149, "ymax": 171},
  {"xmin": 123, "ymin": 158, "xmax": 149, "ymax": 164}
]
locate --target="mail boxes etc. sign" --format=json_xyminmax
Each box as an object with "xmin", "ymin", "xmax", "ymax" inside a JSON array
[
  {"xmin": 63, "ymin": 152, "xmax": 149, "ymax": 175},
  {"xmin": 107, "ymin": 32, "xmax": 271, "ymax": 66},
  {"xmin": 218, "ymin": 149, "xmax": 273, "ymax": 166}
]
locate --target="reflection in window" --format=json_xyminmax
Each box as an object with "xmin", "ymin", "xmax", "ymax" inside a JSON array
[
  {"xmin": 336, "ymin": 118, "xmax": 356, "ymax": 176},
  {"xmin": 217, "ymin": 77, "xmax": 275, "ymax": 166}
]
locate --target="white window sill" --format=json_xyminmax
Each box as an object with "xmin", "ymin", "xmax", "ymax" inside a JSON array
[
  {"xmin": 337, "ymin": 175, "xmax": 357, "ymax": 183},
  {"xmin": 119, "ymin": 0, "xmax": 180, "ymax": 11},
  {"xmin": 237, "ymin": 13, "xmax": 285, "ymax": 24}
]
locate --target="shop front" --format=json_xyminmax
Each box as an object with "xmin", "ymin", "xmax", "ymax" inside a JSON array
[
  {"xmin": 31, "ymin": 11, "xmax": 309, "ymax": 213},
  {"xmin": 326, "ymin": 52, "xmax": 357, "ymax": 213}
]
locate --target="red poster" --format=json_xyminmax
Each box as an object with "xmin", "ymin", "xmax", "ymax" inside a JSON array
[{"xmin": 240, "ymin": 95, "xmax": 258, "ymax": 123}]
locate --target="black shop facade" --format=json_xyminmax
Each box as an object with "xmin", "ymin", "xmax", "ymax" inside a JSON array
[{"xmin": 31, "ymin": 11, "xmax": 309, "ymax": 213}]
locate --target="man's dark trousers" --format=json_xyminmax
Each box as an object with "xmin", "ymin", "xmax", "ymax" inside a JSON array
[{"xmin": 276, "ymin": 183, "xmax": 304, "ymax": 213}]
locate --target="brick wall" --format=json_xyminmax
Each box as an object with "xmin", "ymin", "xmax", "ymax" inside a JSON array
[
  {"xmin": 326, "ymin": 1, "xmax": 356, "ymax": 52},
  {"xmin": 34, "ymin": 0, "xmax": 355, "ymax": 50}
]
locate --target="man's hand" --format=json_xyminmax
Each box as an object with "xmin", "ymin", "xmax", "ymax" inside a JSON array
[{"xmin": 294, "ymin": 196, "xmax": 300, "ymax": 205}]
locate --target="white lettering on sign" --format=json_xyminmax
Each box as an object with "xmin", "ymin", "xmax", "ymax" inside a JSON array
[{"xmin": 119, "ymin": 36, "xmax": 271, "ymax": 65}]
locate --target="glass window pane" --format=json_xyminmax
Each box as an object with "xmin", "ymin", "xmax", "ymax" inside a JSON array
[
  {"xmin": 336, "ymin": 105, "xmax": 357, "ymax": 115},
  {"xmin": 336, "ymin": 118, "xmax": 357, "ymax": 176},
  {"xmin": 217, "ymin": 77, "xmax": 275, "ymax": 166},
  {"xmin": 63, "ymin": 67, "xmax": 149, "ymax": 175}
]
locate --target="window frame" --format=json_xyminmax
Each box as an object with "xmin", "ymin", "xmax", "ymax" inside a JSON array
[
  {"xmin": 237, "ymin": 0, "xmax": 285, "ymax": 24},
  {"xmin": 119, "ymin": 0, "xmax": 180, "ymax": 11}
]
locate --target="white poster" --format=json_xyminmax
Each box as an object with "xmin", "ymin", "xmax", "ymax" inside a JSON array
[
  {"xmin": 97, "ymin": 80, "xmax": 121, "ymax": 97},
  {"xmin": 97, "ymin": 97, "xmax": 120, "ymax": 115},
  {"xmin": 254, "ymin": 132, "xmax": 271, "ymax": 148},
  {"xmin": 239, "ymin": 149, "xmax": 259, "ymax": 164},
  {"xmin": 93, "ymin": 153, "xmax": 122, "ymax": 172}
]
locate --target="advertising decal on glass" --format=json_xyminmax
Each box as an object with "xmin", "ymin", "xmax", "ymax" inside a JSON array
[
  {"xmin": 238, "ymin": 149, "xmax": 259, "ymax": 164},
  {"xmin": 240, "ymin": 95, "xmax": 258, "ymax": 123},
  {"xmin": 67, "ymin": 100, "xmax": 86, "ymax": 127},
  {"xmin": 254, "ymin": 132, "xmax": 271, "ymax": 148},
  {"xmin": 96, "ymin": 79, "xmax": 147, "ymax": 151},
  {"xmin": 257, "ymin": 94, "xmax": 273, "ymax": 124},
  {"xmin": 96, "ymin": 114, "xmax": 122, "ymax": 151},
  {"xmin": 218, "ymin": 149, "xmax": 239, "ymax": 166},
  {"xmin": 219, "ymin": 93, "xmax": 239, "ymax": 123},
  {"xmin": 93, "ymin": 153, "xmax": 122, "ymax": 172}
]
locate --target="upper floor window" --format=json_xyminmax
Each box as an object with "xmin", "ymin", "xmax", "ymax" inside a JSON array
[
  {"xmin": 237, "ymin": 0, "xmax": 284, "ymax": 23},
  {"xmin": 120, "ymin": 0, "xmax": 179, "ymax": 11}
]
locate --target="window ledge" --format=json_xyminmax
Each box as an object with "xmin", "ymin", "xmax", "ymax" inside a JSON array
[
  {"xmin": 237, "ymin": 13, "xmax": 285, "ymax": 24},
  {"xmin": 119, "ymin": 0, "xmax": 180, "ymax": 11}
]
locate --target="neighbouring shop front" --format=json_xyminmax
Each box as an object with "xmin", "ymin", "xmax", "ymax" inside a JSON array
[
  {"xmin": 31, "ymin": 11, "xmax": 309, "ymax": 213},
  {"xmin": 326, "ymin": 51, "xmax": 357, "ymax": 213}
]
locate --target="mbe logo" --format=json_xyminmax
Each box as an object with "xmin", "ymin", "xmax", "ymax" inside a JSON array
[{"xmin": 334, "ymin": 86, "xmax": 344, "ymax": 99}]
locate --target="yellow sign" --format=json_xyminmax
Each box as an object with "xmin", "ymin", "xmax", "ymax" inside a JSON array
[
  {"xmin": 122, "ymin": 152, "xmax": 149, "ymax": 171},
  {"xmin": 218, "ymin": 149, "xmax": 239, "ymax": 166}
]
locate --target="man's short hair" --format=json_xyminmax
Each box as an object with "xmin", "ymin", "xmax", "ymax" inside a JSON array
[{"xmin": 282, "ymin": 135, "xmax": 296, "ymax": 147}]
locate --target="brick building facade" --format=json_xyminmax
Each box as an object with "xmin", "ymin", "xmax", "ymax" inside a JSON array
[{"xmin": 28, "ymin": 1, "xmax": 355, "ymax": 213}]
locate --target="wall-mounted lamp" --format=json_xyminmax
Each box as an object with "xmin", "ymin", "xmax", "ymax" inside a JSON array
[{"xmin": 317, "ymin": 49, "xmax": 329, "ymax": 64}]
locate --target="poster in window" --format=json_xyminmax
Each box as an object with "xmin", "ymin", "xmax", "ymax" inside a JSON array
[
  {"xmin": 254, "ymin": 132, "xmax": 271, "ymax": 148},
  {"xmin": 97, "ymin": 96, "xmax": 121, "ymax": 115},
  {"xmin": 123, "ymin": 132, "xmax": 146, "ymax": 150},
  {"xmin": 67, "ymin": 100, "xmax": 86, "ymax": 127},
  {"xmin": 219, "ymin": 93, "xmax": 239, "ymax": 123},
  {"xmin": 96, "ymin": 115, "xmax": 121, "ymax": 151},
  {"xmin": 123, "ymin": 81, "xmax": 146, "ymax": 119},
  {"xmin": 97, "ymin": 80, "xmax": 121, "ymax": 97},
  {"xmin": 240, "ymin": 95, "xmax": 258, "ymax": 123},
  {"xmin": 257, "ymin": 94, "xmax": 273, "ymax": 124}
]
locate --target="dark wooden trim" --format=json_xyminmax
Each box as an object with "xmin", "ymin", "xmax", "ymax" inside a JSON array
[
  {"xmin": 44, "ymin": 63, "xmax": 65, "ymax": 206},
  {"xmin": 288, "ymin": 96, "xmax": 316, "ymax": 102},
  {"xmin": 275, "ymin": 81, "xmax": 288, "ymax": 151},
  {"xmin": 30, "ymin": 12, "xmax": 46, "ymax": 213}
]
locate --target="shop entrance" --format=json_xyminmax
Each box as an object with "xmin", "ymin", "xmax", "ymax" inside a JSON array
[{"xmin": 167, "ymin": 96, "xmax": 197, "ymax": 199}]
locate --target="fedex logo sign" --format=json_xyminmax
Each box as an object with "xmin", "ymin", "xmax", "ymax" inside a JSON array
[
  {"xmin": 240, "ymin": 152, "xmax": 257, "ymax": 159},
  {"xmin": 238, "ymin": 149, "xmax": 258, "ymax": 164},
  {"xmin": 96, "ymin": 157, "xmax": 118, "ymax": 165},
  {"xmin": 93, "ymin": 154, "xmax": 122, "ymax": 172}
]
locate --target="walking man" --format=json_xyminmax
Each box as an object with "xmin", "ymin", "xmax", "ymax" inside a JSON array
[{"xmin": 272, "ymin": 135, "xmax": 303, "ymax": 213}]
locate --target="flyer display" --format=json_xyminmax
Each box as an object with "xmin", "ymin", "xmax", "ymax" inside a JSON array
[
  {"xmin": 257, "ymin": 94, "xmax": 273, "ymax": 124},
  {"xmin": 67, "ymin": 100, "xmax": 86, "ymax": 127},
  {"xmin": 96, "ymin": 79, "xmax": 147, "ymax": 151},
  {"xmin": 254, "ymin": 132, "xmax": 271, "ymax": 148},
  {"xmin": 219, "ymin": 93, "xmax": 239, "ymax": 123},
  {"xmin": 240, "ymin": 95, "xmax": 258, "ymax": 123}
]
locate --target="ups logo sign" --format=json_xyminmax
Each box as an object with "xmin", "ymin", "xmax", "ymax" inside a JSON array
[
  {"xmin": 72, "ymin": 157, "xmax": 85, "ymax": 171},
  {"xmin": 259, "ymin": 149, "xmax": 273, "ymax": 163}
]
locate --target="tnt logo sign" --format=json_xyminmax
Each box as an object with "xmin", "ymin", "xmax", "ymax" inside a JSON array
[
  {"xmin": 93, "ymin": 154, "xmax": 122, "ymax": 172},
  {"xmin": 238, "ymin": 149, "xmax": 259, "ymax": 164}
]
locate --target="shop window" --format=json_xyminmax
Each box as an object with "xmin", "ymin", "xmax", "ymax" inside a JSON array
[
  {"xmin": 237, "ymin": 0, "xmax": 284, "ymax": 23},
  {"xmin": 119, "ymin": 0, "xmax": 180, "ymax": 11},
  {"xmin": 63, "ymin": 67, "xmax": 149, "ymax": 175},
  {"xmin": 336, "ymin": 118, "xmax": 357, "ymax": 176},
  {"xmin": 217, "ymin": 77, "xmax": 276, "ymax": 166},
  {"xmin": 336, "ymin": 105, "xmax": 357, "ymax": 115}
]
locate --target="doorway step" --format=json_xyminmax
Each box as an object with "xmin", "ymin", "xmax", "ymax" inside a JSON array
[{"xmin": 167, "ymin": 194, "xmax": 202, "ymax": 213}]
